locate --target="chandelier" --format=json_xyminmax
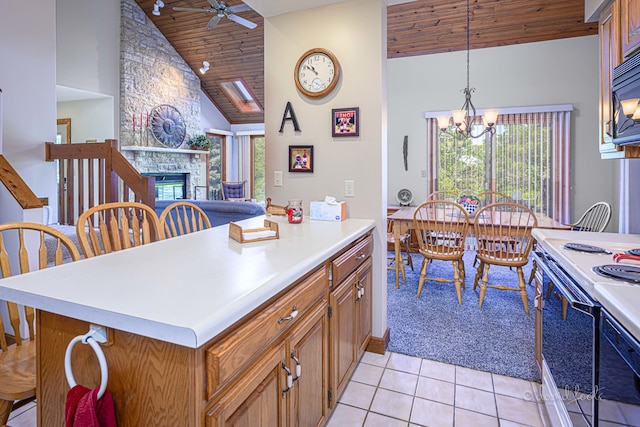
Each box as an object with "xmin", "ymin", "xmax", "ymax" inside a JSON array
[{"xmin": 436, "ymin": 0, "xmax": 499, "ymax": 138}]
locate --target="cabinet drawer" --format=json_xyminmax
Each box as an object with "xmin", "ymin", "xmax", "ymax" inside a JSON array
[
  {"xmin": 205, "ymin": 266, "xmax": 327, "ymax": 400},
  {"xmin": 331, "ymin": 234, "xmax": 373, "ymax": 286}
]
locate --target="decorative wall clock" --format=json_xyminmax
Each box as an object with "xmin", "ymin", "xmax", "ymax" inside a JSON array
[
  {"xmin": 149, "ymin": 104, "xmax": 186, "ymax": 148},
  {"xmin": 294, "ymin": 48, "xmax": 341, "ymax": 98}
]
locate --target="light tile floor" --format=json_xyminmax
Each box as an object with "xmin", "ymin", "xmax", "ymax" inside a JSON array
[
  {"xmin": 8, "ymin": 351, "xmax": 549, "ymax": 427},
  {"xmin": 327, "ymin": 351, "xmax": 550, "ymax": 427}
]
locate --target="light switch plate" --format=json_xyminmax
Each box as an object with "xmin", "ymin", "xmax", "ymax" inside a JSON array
[
  {"xmin": 274, "ymin": 171, "xmax": 283, "ymax": 187},
  {"xmin": 344, "ymin": 180, "xmax": 355, "ymax": 197}
]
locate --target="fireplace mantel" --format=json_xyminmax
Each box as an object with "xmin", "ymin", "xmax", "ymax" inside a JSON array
[{"xmin": 120, "ymin": 146, "xmax": 205, "ymax": 155}]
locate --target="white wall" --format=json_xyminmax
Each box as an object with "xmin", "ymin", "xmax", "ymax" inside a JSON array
[
  {"xmin": 0, "ymin": 1, "xmax": 57, "ymax": 223},
  {"xmin": 387, "ymin": 36, "xmax": 619, "ymax": 230},
  {"xmin": 264, "ymin": 0, "xmax": 388, "ymax": 338},
  {"xmin": 57, "ymin": 98, "xmax": 115, "ymax": 142},
  {"xmin": 56, "ymin": 0, "xmax": 121, "ymax": 139},
  {"xmin": 200, "ymin": 90, "xmax": 231, "ymax": 132}
]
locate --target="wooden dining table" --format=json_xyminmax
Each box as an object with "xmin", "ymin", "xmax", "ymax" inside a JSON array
[{"xmin": 387, "ymin": 205, "xmax": 571, "ymax": 289}]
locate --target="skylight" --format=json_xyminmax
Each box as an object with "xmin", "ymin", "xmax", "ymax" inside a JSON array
[{"xmin": 219, "ymin": 78, "xmax": 263, "ymax": 113}]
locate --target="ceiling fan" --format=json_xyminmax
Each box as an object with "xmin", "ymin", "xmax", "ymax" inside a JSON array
[{"xmin": 172, "ymin": 0, "xmax": 257, "ymax": 30}]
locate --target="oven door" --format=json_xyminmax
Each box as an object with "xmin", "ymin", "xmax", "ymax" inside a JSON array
[
  {"xmin": 534, "ymin": 251, "xmax": 600, "ymax": 427},
  {"xmin": 598, "ymin": 309, "xmax": 640, "ymax": 426}
]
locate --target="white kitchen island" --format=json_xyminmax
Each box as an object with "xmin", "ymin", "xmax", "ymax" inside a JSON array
[{"xmin": 0, "ymin": 216, "xmax": 376, "ymax": 426}]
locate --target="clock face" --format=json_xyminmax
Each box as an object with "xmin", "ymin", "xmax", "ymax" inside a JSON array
[
  {"xmin": 295, "ymin": 48, "xmax": 340, "ymax": 98},
  {"xmin": 397, "ymin": 189, "xmax": 413, "ymax": 205}
]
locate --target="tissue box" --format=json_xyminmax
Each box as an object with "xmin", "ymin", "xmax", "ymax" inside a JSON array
[{"xmin": 310, "ymin": 201, "xmax": 347, "ymax": 221}]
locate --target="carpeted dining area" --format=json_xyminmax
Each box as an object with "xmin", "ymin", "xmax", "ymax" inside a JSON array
[{"xmin": 387, "ymin": 250, "xmax": 540, "ymax": 382}]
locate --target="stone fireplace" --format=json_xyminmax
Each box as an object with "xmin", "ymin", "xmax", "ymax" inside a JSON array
[{"xmin": 121, "ymin": 146, "xmax": 207, "ymax": 200}]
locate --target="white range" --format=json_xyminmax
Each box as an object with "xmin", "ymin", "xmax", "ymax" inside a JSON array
[{"xmin": 532, "ymin": 228, "xmax": 640, "ymax": 341}]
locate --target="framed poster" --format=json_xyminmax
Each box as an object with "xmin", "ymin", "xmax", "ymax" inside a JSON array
[
  {"xmin": 289, "ymin": 145, "xmax": 314, "ymax": 172},
  {"xmin": 332, "ymin": 107, "xmax": 359, "ymax": 137}
]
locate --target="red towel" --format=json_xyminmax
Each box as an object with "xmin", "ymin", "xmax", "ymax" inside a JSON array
[{"xmin": 65, "ymin": 384, "xmax": 117, "ymax": 427}]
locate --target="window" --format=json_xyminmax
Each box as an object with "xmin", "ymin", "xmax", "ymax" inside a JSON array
[
  {"xmin": 251, "ymin": 135, "xmax": 265, "ymax": 203},
  {"xmin": 206, "ymin": 132, "xmax": 227, "ymax": 200},
  {"xmin": 427, "ymin": 105, "xmax": 571, "ymax": 222}
]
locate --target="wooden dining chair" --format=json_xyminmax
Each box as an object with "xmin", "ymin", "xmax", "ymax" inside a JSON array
[
  {"xmin": 413, "ymin": 200, "xmax": 469, "ymax": 304},
  {"xmin": 159, "ymin": 201, "xmax": 212, "ymax": 238},
  {"xmin": 76, "ymin": 201, "xmax": 164, "ymax": 258},
  {"xmin": 477, "ymin": 191, "xmax": 512, "ymax": 206},
  {"xmin": 473, "ymin": 202, "xmax": 538, "ymax": 315},
  {"xmin": 426, "ymin": 190, "xmax": 460, "ymax": 202},
  {"xmin": 387, "ymin": 219, "xmax": 413, "ymax": 285},
  {"xmin": 0, "ymin": 223, "xmax": 82, "ymax": 425}
]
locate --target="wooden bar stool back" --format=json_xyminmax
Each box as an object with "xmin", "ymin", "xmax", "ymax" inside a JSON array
[
  {"xmin": 76, "ymin": 201, "xmax": 164, "ymax": 258},
  {"xmin": 0, "ymin": 223, "xmax": 81, "ymax": 425},
  {"xmin": 159, "ymin": 201, "xmax": 212, "ymax": 238}
]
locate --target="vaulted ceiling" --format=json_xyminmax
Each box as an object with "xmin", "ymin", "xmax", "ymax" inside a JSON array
[{"xmin": 134, "ymin": 0, "xmax": 598, "ymax": 125}]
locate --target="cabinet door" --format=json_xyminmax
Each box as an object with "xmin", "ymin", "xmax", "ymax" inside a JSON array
[
  {"xmin": 600, "ymin": 1, "xmax": 624, "ymax": 157},
  {"xmin": 621, "ymin": 0, "xmax": 640, "ymax": 57},
  {"xmin": 206, "ymin": 342, "xmax": 288, "ymax": 427},
  {"xmin": 355, "ymin": 257, "xmax": 372, "ymax": 356},
  {"xmin": 286, "ymin": 300, "xmax": 329, "ymax": 427},
  {"xmin": 329, "ymin": 271, "xmax": 357, "ymax": 407},
  {"xmin": 534, "ymin": 269, "xmax": 544, "ymax": 376}
]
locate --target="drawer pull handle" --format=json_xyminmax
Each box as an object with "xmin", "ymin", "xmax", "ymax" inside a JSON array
[
  {"xmin": 355, "ymin": 253, "xmax": 366, "ymax": 261},
  {"xmin": 278, "ymin": 305, "xmax": 298, "ymax": 324},
  {"xmin": 291, "ymin": 352, "xmax": 301, "ymax": 380},
  {"xmin": 282, "ymin": 361, "xmax": 293, "ymax": 397}
]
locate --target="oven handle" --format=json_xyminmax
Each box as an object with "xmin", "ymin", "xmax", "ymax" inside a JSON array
[{"xmin": 532, "ymin": 251, "xmax": 598, "ymax": 315}]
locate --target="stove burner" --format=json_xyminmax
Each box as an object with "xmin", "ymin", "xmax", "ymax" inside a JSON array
[
  {"xmin": 563, "ymin": 243, "xmax": 612, "ymax": 254},
  {"xmin": 593, "ymin": 264, "xmax": 640, "ymax": 284},
  {"xmin": 627, "ymin": 248, "xmax": 640, "ymax": 257}
]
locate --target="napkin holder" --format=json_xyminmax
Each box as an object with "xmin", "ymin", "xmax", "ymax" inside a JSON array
[{"xmin": 229, "ymin": 219, "xmax": 279, "ymax": 243}]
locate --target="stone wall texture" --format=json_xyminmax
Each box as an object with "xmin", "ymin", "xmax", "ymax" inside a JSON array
[{"xmin": 120, "ymin": 0, "xmax": 201, "ymax": 149}]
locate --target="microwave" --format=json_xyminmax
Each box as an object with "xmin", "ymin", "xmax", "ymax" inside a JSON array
[{"xmin": 613, "ymin": 51, "xmax": 640, "ymax": 145}]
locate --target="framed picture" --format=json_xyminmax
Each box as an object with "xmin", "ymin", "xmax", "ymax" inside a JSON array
[
  {"xmin": 289, "ymin": 145, "xmax": 314, "ymax": 172},
  {"xmin": 332, "ymin": 107, "xmax": 360, "ymax": 137}
]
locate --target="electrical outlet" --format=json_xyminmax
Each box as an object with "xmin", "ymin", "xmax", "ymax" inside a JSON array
[
  {"xmin": 421, "ymin": 170, "xmax": 427, "ymax": 178},
  {"xmin": 344, "ymin": 180, "xmax": 355, "ymax": 197},
  {"xmin": 274, "ymin": 171, "xmax": 283, "ymax": 187}
]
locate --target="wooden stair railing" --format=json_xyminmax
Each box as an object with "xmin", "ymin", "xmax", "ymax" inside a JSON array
[
  {"xmin": 0, "ymin": 155, "xmax": 44, "ymax": 210},
  {"xmin": 45, "ymin": 139, "xmax": 155, "ymax": 225}
]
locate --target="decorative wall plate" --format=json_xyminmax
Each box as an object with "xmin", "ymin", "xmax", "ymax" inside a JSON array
[
  {"xmin": 149, "ymin": 104, "xmax": 186, "ymax": 148},
  {"xmin": 396, "ymin": 188, "xmax": 413, "ymax": 206}
]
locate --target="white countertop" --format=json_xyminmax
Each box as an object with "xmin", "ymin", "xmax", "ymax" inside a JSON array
[
  {"xmin": 0, "ymin": 216, "xmax": 375, "ymax": 348},
  {"xmin": 532, "ymin": 228, "xmax": 640, "ymax": 340}
]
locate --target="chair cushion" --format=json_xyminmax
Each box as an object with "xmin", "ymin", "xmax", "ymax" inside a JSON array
[{"xmin": 222, "ymin": 183, "xmax": 245, "ymax": 199}]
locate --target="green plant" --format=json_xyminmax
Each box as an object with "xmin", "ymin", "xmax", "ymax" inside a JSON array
[{"xmin": 186, "ymin": 134, "xmax": 211, "ymax": 150}]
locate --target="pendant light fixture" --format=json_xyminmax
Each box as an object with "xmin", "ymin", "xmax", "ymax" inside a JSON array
[{"xmin": 437, "ymin": 0, "xmax": 499, "ymax": 138}]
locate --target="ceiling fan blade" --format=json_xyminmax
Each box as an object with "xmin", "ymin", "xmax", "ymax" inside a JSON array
[
  {"xmin": 207, "ymin": 0, "xmax": 221, "ymax": 9},
  {"xmin": 206, "ymin": 15, "xmax": 222, "ymax": 30},
  {"xmin": 227, "ymin": 13, "xmax": 257, "ymax": 29},
  {"xmin": 172, "ymin": 7, "xmax": 212, "ymax": 12},
  {"xmin": 228, "ymin": 4, "xmax": 251, "ymax": 13}
]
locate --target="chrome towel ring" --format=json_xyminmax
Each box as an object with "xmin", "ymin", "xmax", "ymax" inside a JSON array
[{"xmin": 64, "ymin": 326, "xmax": 109, "ymax": 400}]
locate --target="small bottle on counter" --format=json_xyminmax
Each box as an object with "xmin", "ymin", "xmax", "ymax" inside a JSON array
[{"xmin": 287, "ymin": 199, "xmax": 303, "ymax": 224}]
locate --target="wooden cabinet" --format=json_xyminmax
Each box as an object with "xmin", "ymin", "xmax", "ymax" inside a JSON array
[
  {"xmin": 328, "ymin": 235, "xmax": 373, "ymax": 407},
  {"xmin": 285, "ymin": 301, "xmax": 328, "ymax": 427},
  {"xmin": 621, "ymin": 0, "xmax": 640, "ymax": 56},
  {"xmin": 534, "ymin": 265, "xmax": 544, "ymax": 376},
  {"xmin": 206, "ymin": 342, "xmax": 288, "ymax": 427},
  {"xmin": 599, "ymin": 0, "xmax": 640, "ymax": 158},
  {"xmin": 36, "ymin": 232, "xmax": 372, "ymax": 426}
]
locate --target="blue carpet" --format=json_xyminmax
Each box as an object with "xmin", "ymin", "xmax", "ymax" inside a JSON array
[{"xmin": 387, "ymin": 250, "xmax": 540, "ymax": 381}]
